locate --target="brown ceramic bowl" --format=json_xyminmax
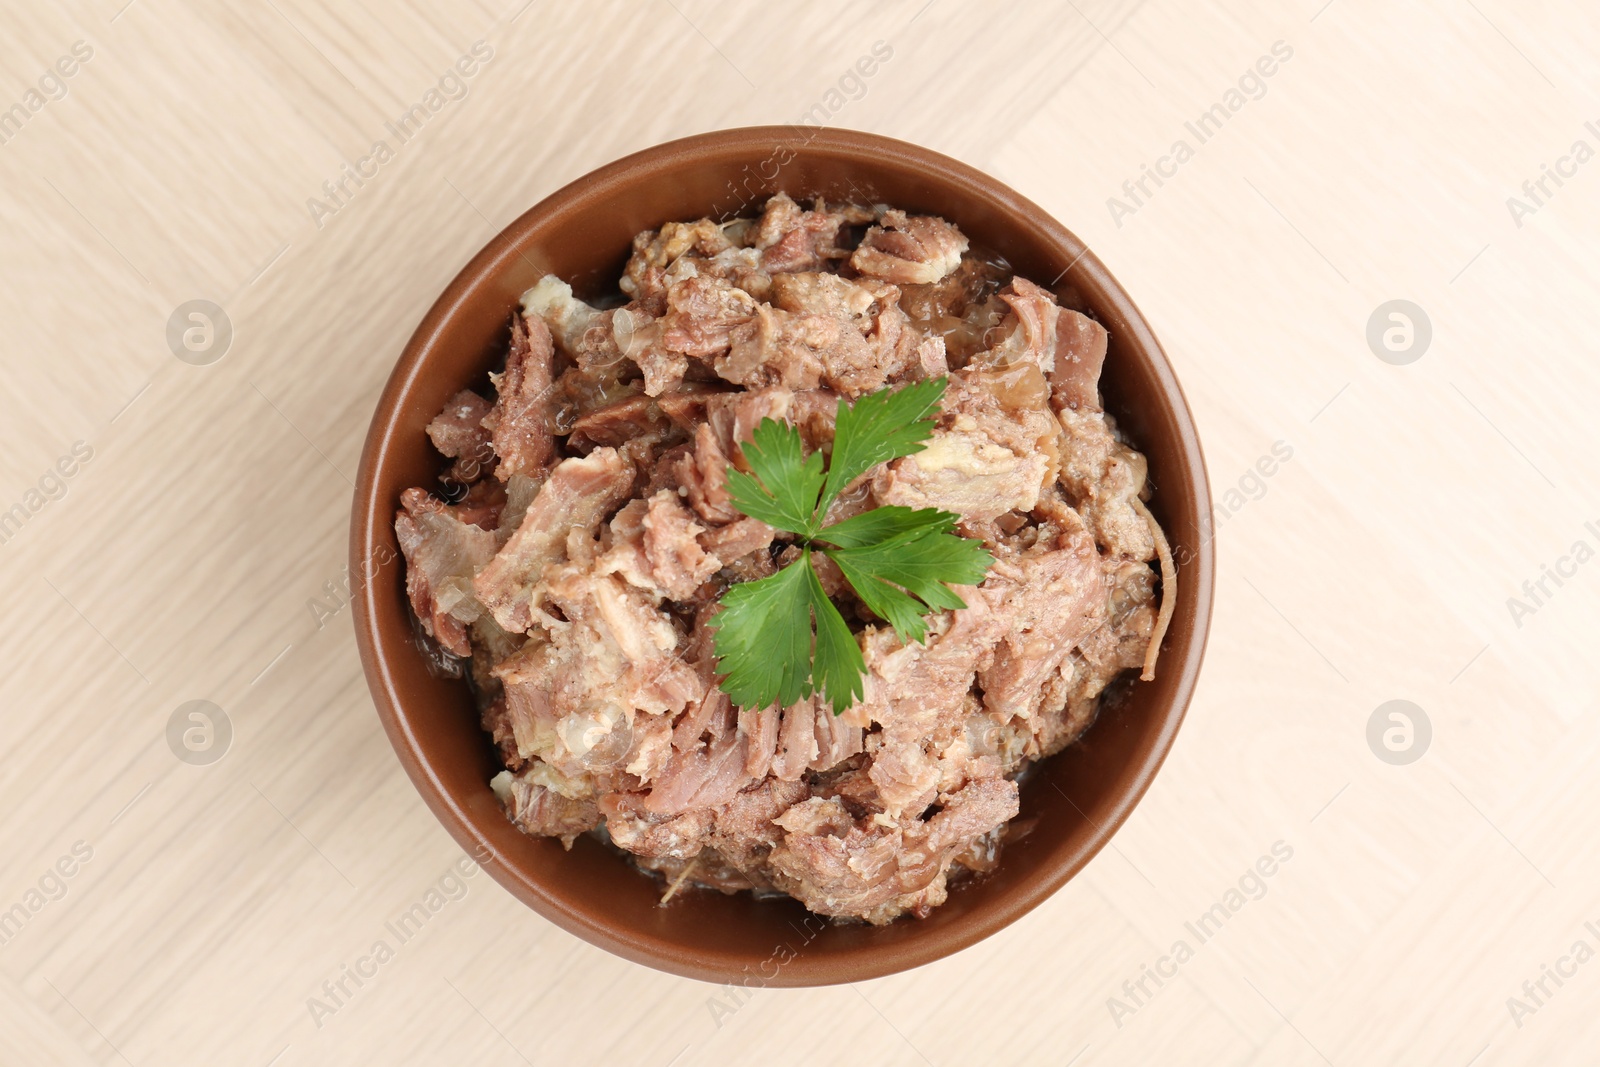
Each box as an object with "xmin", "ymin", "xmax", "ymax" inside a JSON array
[{"xmin": 351, "ymin": 126, "xmax": 1213, "ymax": 986}]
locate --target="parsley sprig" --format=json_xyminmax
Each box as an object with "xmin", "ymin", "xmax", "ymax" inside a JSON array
[{"xmin": 710, "ymin": 377, "xmax": 993, "ymax": 715}]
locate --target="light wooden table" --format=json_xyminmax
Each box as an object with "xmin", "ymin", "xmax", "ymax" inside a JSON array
[{"xmin": 4, "ymin": 1, "xmax": 1598, "ymax": 1063}]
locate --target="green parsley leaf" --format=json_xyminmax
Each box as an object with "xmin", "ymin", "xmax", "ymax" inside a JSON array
[
  {"xmin": 824, "ymin": 529, "xmax": 993, "ymax": 645},
  {"xmin": 826, "ymin": 553, "xmax": 931, "ymax": 643},
  {"xmin": 724, "ymin": 416, "xmax": 826, "ymax": 537},
  {"xmin": 818, "ymin": 376, "xmax": 946, "ymax": 515},
  {"xmin": 800, "ymin": 550, "xmax": 867, "ymax": 713},
  {"xmin": 709, "ymin": 547, "xmax": 867, "ymax": 715},
  {"xmin": 817, "ymin": 505, "xmax": 957, "ymax": 548},
  {"xmin": 711, "ymin": 375, "xmax": 992, "ymax": 715},
  {"xmin": 709, "ymin": 556, "xmax": 814, "ymax": 711}
]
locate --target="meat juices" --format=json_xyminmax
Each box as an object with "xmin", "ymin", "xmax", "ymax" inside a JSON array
[{"xmin": 395, "ymin": 193, "xmax": 1174, "ymax": 924}]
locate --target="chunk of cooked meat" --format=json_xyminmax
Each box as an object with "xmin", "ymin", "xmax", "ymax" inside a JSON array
[
  {"xmin": 704, "ymin": 386, "xmax": 794, "ymax": 471},
  {"xmin": 870, "ymin": 365, "xmax": 1061, "ymax": 529},
  {"xmin": 597, "ymin": 490, "xmax": 722, "ymax": 601},
  {"xmin": 661, "ymin": 275, "xmax": 758, "ymax": 360},
  {"xmin": 566, "ymin": 391, "xmax": 673, "ymax": 453},
  {"xmin": 491, "ymin": 770, "xmax": 602, "ymax": 848},
  {"xmin": 667, "ymin": 423, "xmax": 739, "ymax": 524},
  {"xmin": 394, "ymin": 488, "xmax": 498, "ymax": 657},
  {"xmin": 397, "ymin": 193, "xmax": 1175, "ymax": 925},
  {"xmin": 1057, "ymin": 407, "xmax": 1156, "ymax": 560},
  {"xmin": 770, "ymin": 271, "xmax": 890, "ymax": 327},
  {"xmin": 788, "ymin": 387, "xmax": 842, "ymax": 452},
  {"xmin": 643, "ymin": 726, "xmax": 751, "ymax": 814},
  {"xmin": 697, "ymin": 516, "xmax": 775, "ymax": 568},
  {"xmin": 976, "ymin": 513, "xmax": 1107, "ymax": 719},
  {"xmin": 873, "ymin": 429, "xmax": 1050, "ymax": 526},
  {"xmin": 494, "ymin": 566, "xmax": 699, "ymax": 785},
  {"xmin": 984, "ymin": 277, "xmax": 1061, "ymax": 376},
  {"xmin": 850, "ymin": 209, "xmax": 969, "ymax": 285},
  {"xmin": 521, "ymin": 275, "xmax": 603, "ymax": 357},
  {"xmin": 452, "ymin": 478, "xmax": 506, "ymax": 532},
  {"xmin": 766, "ymin": 777, "xmax": 1018, "ymax": 923},
  {"xmin": 973, "ymin": 277, "xmax": 1108, "ymax": 412},
  {"xmin": 754, "ymin": 192, "xmax": 863, "ymax": 273},
  {"xmin": 483, "ymin": 313, "xmax": 557, "ymax": 482},
  {"xmin": 473, "ymin": 448, "xmax": 635, "ymax": 632},
  {"xmin": 767, "ymin": 272, "xmax": 920, "ymax": 396},
  {"xmin": 718, "ymin": 304, "xmax": 828, "ymax": 390},
  {"xmin": 426, "ymin": 389, "xmax": 495, "ymax": 483},
  {"xmin": 621, "ymin": 218, "xmax": 740, "ymax": 310},
  {"xmin": 1052, "ymin": 307, "xmax": 1108, "ymax": 412},
  {"xmin": 855, "ymin": 591, "xmax": 1006, "ymax": 817}
]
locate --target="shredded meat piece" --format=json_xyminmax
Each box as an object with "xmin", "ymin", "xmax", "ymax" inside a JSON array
[
  {"xmin": 427, "ymin": 390, "xmax": 495, "ymax": 483},
  {"xmin": 976, "ymin": 514, "xmax": 1107, "ymax": 719},
  {"xmin": 521, "ymin": 275, "xmax": 602, "ymax": 357},
  {"xmin": 1057, "ymin": 407, "xmax": 1155, "ymax": 559},
  {"xmin": 705, "ymin": 387, "xmax": 793, "ymax": 463},
  {"xmin": 871, "ymin": 367, "xmax": 1058, "ymax": 526},
  {"xmin": 492, "ymin": 771, "xmax": 601, "ymax": 848},
  {"xmin": 1130, "ymin": 496, "xmax": 1176, "ymax": 680},
  {"xmin": 655, "ymin": 386, "xmax": 724, "ymax": 430},
  {"xmin": 915, "ymin": 336, "xmax": 949, "ymax": 380},
  {"xmin": 661, "ymin": 275, "xmax": 758, "ymax": 359},
  {"xmin": 566, "ymin": 391, "xmax": 673, "ymax": 453},
  {"xmin": 788, "ymin": 388, "xmax": 841, "ymax": 452},
  {"xmin": 597, "ymin": 490, "xmax": 721, "ymax": 601},
  {"xmin": 622, "ymin": 218, "xmax": 737, "ymax": 306},
  {"xmin": 629, "ymin": 329, "xmax": 689, "ymax": 396},
  {"xmin": 480, "ymin": 692, "xmax": 523, "ymax": 771},
  {"xmin": 484, "ymin": 314, "xmax": 556, "ymax": 481},
  {"xmin": 599, "ymin": 794, "xmax": 714, "ymax": 860},
  {"xmin": 754, "ymin": 192, "xmax": 863, "ymax": 273},
  {"xmin": 712, "ymin": 305, "xmax": 828, "ymax": 390},
  {"xmin": 766, "ymin": 777, "xmax": 1018, "ymax": 923},
  {"xmin": 850, "ymin": 209, "xmax": 969, "ymax": 285},
  {"xmin": 397, "ymin": 193, "xmax": 1177, "ymax": 924},
  {"xmin": 452, "ymin": 478, "xmax": 505, "ymax": 531},
  {"xmin": 394, "ymin": 488, "xmax": 498, "ymax": 657},
  {"xmin": 494, "ymin": 566, "xmax": 700, "ymax": 785},
  {"xmin": 473, "ymin": 448, "xmax": 635, "ymax": 632},
  {"xmin": 967, "ymin": 277, "xmax": 1109, "ymax": 413},
  {"xmin": 698, "ymin": 516, "xmax": 775, "ymax": 565},
  {"xmin": 853, "ymin": 593, "xmax": 1006, "ymax": 817},
  {"xmin": 986, "ymin": 277, "xmax": 1060, "ymax": 376},
  {"xmin": 643, "ymin": 726, "xmax": 749, "ymax": 814},
  {"xmin": 766, "ymin": 272, "xmax": 920, "ymax": 396},
  {"xmin": 667, "ymin": 423, "xmax": 739, "ymax": 523},
  {"xmin": 770, "ymin": 272, "xmax": 888, "ymax": 327},
  {"xmin": 1052, "ymin": 307, "xmax": 1108, "ymax": 412}
]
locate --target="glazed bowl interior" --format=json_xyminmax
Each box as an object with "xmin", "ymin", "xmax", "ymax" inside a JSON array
[{"xmin": 351, "ymin": 126, "xmax": 1212, "ymax": 985}]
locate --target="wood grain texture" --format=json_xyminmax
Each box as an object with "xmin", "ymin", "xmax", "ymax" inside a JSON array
[{"xmin": 2, "ymin": 0, "xmax": 1597, "ymax": 1063}]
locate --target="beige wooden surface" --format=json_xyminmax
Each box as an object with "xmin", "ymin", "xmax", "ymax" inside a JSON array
[{"xmin": 3, "ymin": 0, "xmax": 1598, "ymax": 1063}]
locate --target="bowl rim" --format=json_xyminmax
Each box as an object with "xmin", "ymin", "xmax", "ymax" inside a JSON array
[{"xmin": 351, "ymin": 125, "xmax": 1214, "ymax": 985}]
